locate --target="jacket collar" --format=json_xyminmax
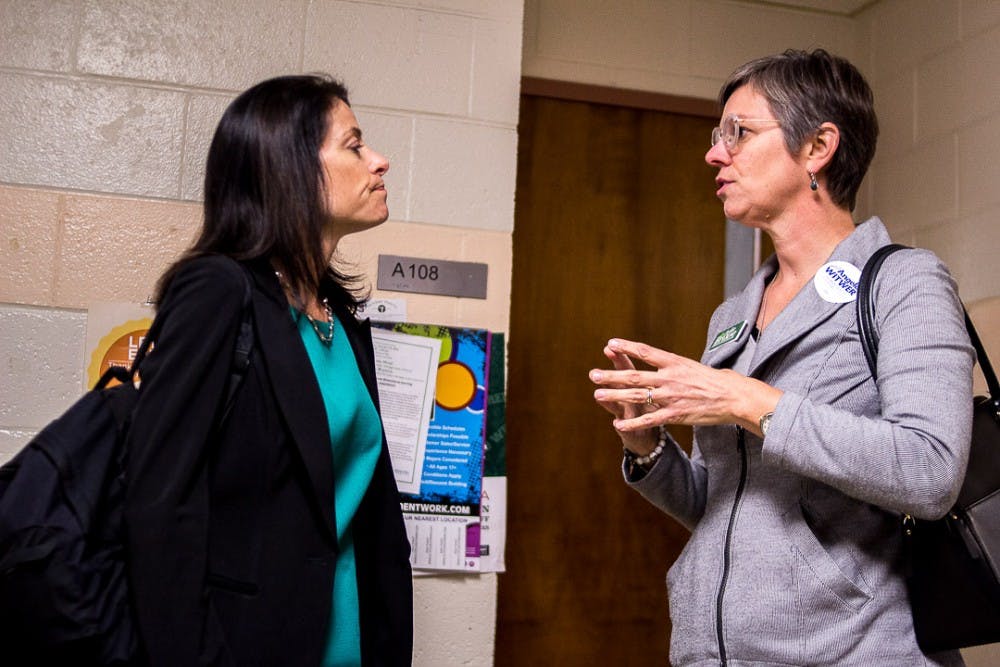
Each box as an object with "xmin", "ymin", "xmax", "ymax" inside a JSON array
[
  {"xmin": 244, "ymin": 259, "xmax": 339, "ymax": 543},
  {"xmin": 703, "ymin": 217, "xmax": 892, "ymax": 377}
]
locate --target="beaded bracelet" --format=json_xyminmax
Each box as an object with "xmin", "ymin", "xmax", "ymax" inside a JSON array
[
  {"xmin": 635, "ymin": 424, "xmax": 668, "ymax": 467},
  {"xmin": 624, "ymin": 424, "xmax": 669, "ymax": 474}
]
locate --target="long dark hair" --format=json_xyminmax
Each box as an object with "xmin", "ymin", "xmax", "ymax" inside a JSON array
[{"xmin": 155, "ymin": 73, "xmax": 365, "ymax": 309}]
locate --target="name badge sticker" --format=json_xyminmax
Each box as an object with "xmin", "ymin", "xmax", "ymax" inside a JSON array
[
  {"xmin": 814, "ymin": 261, "xmax": 861, "ymax": 303},
  {"xmin": 710, "ymin": 320, "xmax": 748, "ymax": 350}
]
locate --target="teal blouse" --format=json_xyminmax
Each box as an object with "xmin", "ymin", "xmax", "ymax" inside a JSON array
[{"xmin": 295, "ymin": 311, "xmax": 382, "ymax": 667}]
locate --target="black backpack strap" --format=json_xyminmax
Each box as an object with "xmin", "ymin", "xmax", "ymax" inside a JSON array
[
  {"xmin": 857, "ymin": 243, "xmax": 910, "ymax": 379},
  {"xmin": 108, "ymin": 261, "xmax": 255, "ymax": 421},
  {"xmin": 219, "ymin": 267, "xmax": 255, "ymax": 423}
]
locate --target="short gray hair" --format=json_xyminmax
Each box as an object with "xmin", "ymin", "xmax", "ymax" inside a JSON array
[{"xmin": 719, "ymin": 49, "xmax": 878, "ymax": 211}]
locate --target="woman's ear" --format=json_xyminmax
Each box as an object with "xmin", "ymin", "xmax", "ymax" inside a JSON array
[{"xmin": 804, "ymin": 122, "xmax": 840, "ymax": 174}]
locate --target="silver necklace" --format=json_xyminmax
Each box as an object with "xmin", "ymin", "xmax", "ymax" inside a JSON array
[
  {"xmin": 306, "ymin": 298, "xmax": 335, "ymax": 345},
  {"xmin": 757, "ymin": 270, "xmax": 779, "ymax": 333},
  {"xmin": 275, "ymin": 271, "xmax": 335, "ymax": 346}
]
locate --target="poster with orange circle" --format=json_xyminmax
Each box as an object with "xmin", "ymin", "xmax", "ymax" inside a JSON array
[{"xmin": 84, "ymin": 303, "xmax": 154, "ymax": 390}]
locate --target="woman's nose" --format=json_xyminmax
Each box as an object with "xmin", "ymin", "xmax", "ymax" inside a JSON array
[
  {"xmin": 705, "ymin": 139, "xmax": 730, "ymax": 167},
  {"xmin": 371, "ymin": 149, "xmax": 389, "ymax": 175}
]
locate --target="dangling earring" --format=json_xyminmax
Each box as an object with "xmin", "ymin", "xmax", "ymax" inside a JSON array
[{"xmin": 808, "ymin": 171, "xmax": 818, "ymax": 191}]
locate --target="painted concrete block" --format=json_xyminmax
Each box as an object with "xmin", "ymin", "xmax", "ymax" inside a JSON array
[
  {"xmin": 76, "ymin": 0, "xmax": 304, "ymax": 90},
  {"xmin": 952, "ymin": 25, "xmax": 1000, "ymax": 129},
  {"xmin": 470, "ymin": 16, "xmax": 523, "ymax": 125},
  {"xmin": 917, "ymin": 47, "xmax": 963, "ymax": 143},
  {"xmin": 56, "ymin": 194, "xmax": 200, "ymax": 307},
  {"xmin": 0, "ymin": 430, "xmax": 34, "ymax": 466},
  {"xmin": 962, "ymin": 0, "xmax": 1000, "ymax": 39},
  {"xmin": 873, "ymin": 134, "xmax": 957, "ymax": 233},
  {"xmin": 875, "ymin": 73, "xmax": 915, "ymax": 160},
  {"xmin": 0, "ymin": 73, "xmax": 185, "ymax": 198},
  {"xmin": 0, "ymin": 186, "xmax": 61, "ymax": 306},
  {"xmin": 181, "ymin": 93, "xmax": 236, "ymax": 202},
  {"xmin": 410, "ymin": 119, "xmax": 516, "ymax": 231},
  {"xmin": 958, "ymin": 111, "xmax": 1000, "ymax": 217},
  {"xmin": 916, "ymin": 209, "xmax": 1000, "ymax": 304},
  {"xmin": 866, "ymin": 0, "xmax": 960, "ymax": 84},
  {"xmin": 0, "ymin": 0, "xmax": 78, "ymax": 72},
  {"xmin": 536, "ymin": 0, "xmax": 688, "ymax": 76},
  {"xmin": 304, "ymin": 2, "xmax": 473, "ymax": 115},
  {"xmin": 0, "ymin": 305, "xmax": 86, "ymax": 430},
  {"xmin": 690, "ymin": 0, "xmax": 857, "ymax": 81}
]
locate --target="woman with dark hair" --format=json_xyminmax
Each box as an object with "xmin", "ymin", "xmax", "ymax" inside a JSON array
[
  {"xmin": 590, "ymin": 50, "xmax": 973, "ymax": 665},
  {"xmin": 125, "ymin": 74, "xmax": 412, "ymax": 666}
]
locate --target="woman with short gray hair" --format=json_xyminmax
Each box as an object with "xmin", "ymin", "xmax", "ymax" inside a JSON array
[{"xmin": 590, "ymin": 49, "xmax": 972, "ymax": 666}]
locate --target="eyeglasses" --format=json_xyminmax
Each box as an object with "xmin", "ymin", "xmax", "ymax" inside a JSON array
[{"xmin": 710, "ymin": 115, "xmax": 782, "ymax": 153}]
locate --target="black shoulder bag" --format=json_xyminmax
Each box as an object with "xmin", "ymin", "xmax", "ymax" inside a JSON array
[
  {"xmin": 0, "ymin": 265, "xmax": 254, "ymax": 665},
  {"xmin": 858, "ymin": 243, "xmax": 1000, "ymax": 652}
]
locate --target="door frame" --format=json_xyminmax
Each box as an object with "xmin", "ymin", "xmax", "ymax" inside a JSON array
[{"xmin": 520, "ymin": 76, "xmax": 719, "ymax": 117}]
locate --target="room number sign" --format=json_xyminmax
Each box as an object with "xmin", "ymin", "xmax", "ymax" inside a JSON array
[{"xmin": 377, "ymin": 255, "xmax": 488, "ymax": 299}]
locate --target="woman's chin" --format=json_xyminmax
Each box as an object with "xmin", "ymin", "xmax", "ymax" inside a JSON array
[{"xmin": 722, "ymin": 202, "xmax": 747, "ymax": 224}]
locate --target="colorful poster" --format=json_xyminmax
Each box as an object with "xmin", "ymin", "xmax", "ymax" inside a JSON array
[
  {"xmin": 84, "ymin": 303, "xmax": 154, "ymax": 390},
  {"xmin": 373, "ymin": 322, "xmax": 490, "ymax": 572},
  {"xmin": 480, "ymin": 332, "xmax": 507, "ymax": 573}
]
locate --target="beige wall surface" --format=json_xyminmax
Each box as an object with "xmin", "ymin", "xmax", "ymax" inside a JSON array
[
  {"xmin": 859, "ymin": 0, "xmax": 1000, "ymax": 304},
  {"xmin": 522, "ymin": 0, "xmax": 864, "ymax": 104},
  {"xmin": 0, "ymin": 1, "xmax": 521, "ymax": 665}
]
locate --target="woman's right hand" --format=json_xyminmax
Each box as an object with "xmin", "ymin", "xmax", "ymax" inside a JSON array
[{"xmin": 591, "ymin": 343, "xmax": 660, "ymax": 456}]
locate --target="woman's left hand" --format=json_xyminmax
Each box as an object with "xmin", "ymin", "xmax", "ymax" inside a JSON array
[{"xmin": 590, "ymin": 338, "xmax": 783, "ymax": 436}]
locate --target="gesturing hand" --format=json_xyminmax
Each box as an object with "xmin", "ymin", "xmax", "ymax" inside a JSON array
[{"xmin": 589, "ymin": 338, "xmax": 782, "ymax": 439}]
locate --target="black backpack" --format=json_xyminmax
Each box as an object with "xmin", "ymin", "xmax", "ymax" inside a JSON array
[{"xmin": 0, "ymin": 270, "xmax": 253, "ymax": 665}]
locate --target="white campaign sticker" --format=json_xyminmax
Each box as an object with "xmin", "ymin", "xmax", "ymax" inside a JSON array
[{"xmin": 813, "ymin": 261, "xmax": 861, "ymax": 303}]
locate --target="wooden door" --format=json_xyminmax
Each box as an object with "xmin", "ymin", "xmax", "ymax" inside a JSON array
[{"xmin": 496, "ymin": 95, "xmax": 723, "ymax": 665}]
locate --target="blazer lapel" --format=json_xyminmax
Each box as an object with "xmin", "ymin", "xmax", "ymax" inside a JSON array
[
  {"xmin": 247, "ymin": 262, "xmax": 336, "ymax": 543},
  {"xmin": 747, "ymin": 217, "xmax": 893, "ymax": 378},
  {"xmin": 702, "ymin": 258, "xmax": 773, "ymax": 370},
  {"xmin": 749, "ymin": 275, "xmax": 846, "ymax": 376}
]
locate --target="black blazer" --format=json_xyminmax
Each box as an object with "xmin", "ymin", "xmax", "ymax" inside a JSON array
[{"xmin": 124, "ymin": 255, "xmax": 412, "ymax": 666}]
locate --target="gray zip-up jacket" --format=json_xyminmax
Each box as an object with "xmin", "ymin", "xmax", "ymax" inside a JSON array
[{"xmin": 629, "ymin": 218, "xmax": 974, "ymax": 666}]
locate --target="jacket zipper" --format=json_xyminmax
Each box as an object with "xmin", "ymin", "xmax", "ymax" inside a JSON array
[{"xmin": 715, "ymin": 425, "xmax": 748, "ymax": 666}]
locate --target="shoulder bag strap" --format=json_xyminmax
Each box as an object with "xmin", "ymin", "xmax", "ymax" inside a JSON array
[
  {"xmin": 857, "ymin": 243, "xmax": 910, "ymax": 379},
  {"xmin": 858, "ymin": 244, "xmax": 999, "ymax": 408},
  {"xmin": 117, "ymin": 262, "xmax": 255, "ymax": 422},
  {"xmin": 965, "ymin": 311, "xmax": 1000, "ymax": 404},
  {"xmin": 219, "ymin": 265, "xmax": 255, "ymax": 423}
]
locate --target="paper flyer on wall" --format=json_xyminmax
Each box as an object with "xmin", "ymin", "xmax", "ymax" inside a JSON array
[
  {"xmin": 83, "ymin": 302, "xmax": 155, "ymax": 391},
  {"xmin": 369, "ymin": 329, "xmax": 440, "ymax": 496},
  {"xmin": 373, "ymin": 322, "xmax": 490, "ymax": 572}
]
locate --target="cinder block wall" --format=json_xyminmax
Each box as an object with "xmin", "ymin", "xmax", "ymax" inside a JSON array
[
  {"xmin": 0, "ymin": 1, "xmax": 521, "ymax": 664},
  {"xmin": 859, "ymin": 0, "xmax": 1000, "ymax": 303}
]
